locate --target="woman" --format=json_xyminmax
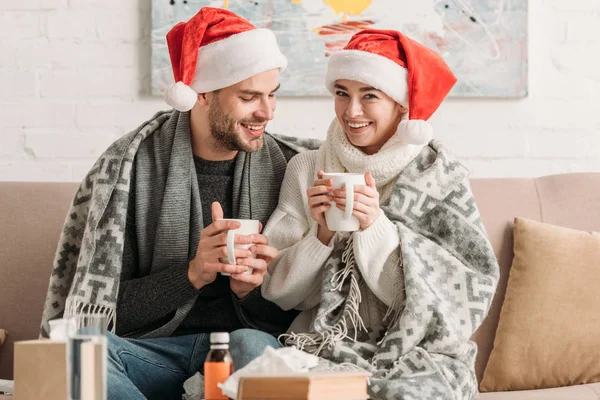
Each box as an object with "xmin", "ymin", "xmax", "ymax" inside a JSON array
[{"xmin": 262, "ymin": 29, "xmax": 499, "ymax": 400}]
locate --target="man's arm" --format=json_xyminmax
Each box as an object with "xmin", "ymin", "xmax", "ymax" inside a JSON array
[
  {"xmin": 116, "ymin": 201, "xmax": 260, "ymax": 337},
  {"xmin": 115, "ymin": 198, "xmax": 200, "ymax": 337}
]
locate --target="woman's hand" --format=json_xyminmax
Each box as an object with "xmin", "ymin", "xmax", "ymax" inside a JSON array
[
  {"xmin": 333, "ymin": 172, "xmax": 380, "ymax": 231},
  {"xmin": 307, "ymin": 170, "xmax": 335, "ymax": 244},
  {"xmin": 307, "ymin": 170, "xmax": 333, "ymax": 227}
]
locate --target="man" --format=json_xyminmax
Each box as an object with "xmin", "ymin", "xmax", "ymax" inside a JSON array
[{"xmin": 40, "ymin": 7, "xmax": 315, "ymax": 399}]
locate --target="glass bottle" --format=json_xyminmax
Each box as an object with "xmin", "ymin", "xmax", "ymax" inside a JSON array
[{"xmin": 204, "ymin": 332, "xmax": 234, "ymax": 400}]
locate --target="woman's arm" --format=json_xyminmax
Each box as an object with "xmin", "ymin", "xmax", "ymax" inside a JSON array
[
  {"xmin": 353, "ymin": 211, "xmax": 402, "ymax": 308},
  {"xmin": 261, "ymin": 152, "xmax": 334, "ymax": 310},
  {"xmin": 262, "ymin": 210, "xmax": 333, "ymax": 310}
]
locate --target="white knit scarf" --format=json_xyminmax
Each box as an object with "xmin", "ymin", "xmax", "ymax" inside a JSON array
[
  {"xmin": 318, "ymin": 118, "xmax": 424, "ymax": 195},
  {"xmin": 283, "ymin": 118, "xmax": 425, "ymax": 356}
]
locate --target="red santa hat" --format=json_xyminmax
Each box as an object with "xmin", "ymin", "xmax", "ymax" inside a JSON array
[
  {"xmin": 164, "ymin": 7, "xmax": 288, "ymax": 112},
  {"xmin": 325, "ymin": 29, "xmax": 457, "ymax": 145}
]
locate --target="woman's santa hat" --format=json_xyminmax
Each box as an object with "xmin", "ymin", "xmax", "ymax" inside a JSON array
[
  {"xmin": 164, "ymin": 7, "xmax": 288, "ymax": 112},
  {"xmin": 325, "ymin": 29, "xmax": 457, "ymax": 145}
]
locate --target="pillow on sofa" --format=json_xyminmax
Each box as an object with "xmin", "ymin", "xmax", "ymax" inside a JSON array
[
  {"xmin": 0, "ymin": 329, "xmax": 6, "ymax": 347},
  {"xmin": 481, "ymin": 217, "xmax": 600, "ymax": 391}
]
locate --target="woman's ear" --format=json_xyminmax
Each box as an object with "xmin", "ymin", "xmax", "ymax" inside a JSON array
[{"xmin": 397, "ymin": 105, "xmax": 409, "ymax": 120}]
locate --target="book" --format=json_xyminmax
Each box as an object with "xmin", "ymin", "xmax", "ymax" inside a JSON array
[
  {"xmin": 80, "ymin": 341, "xmax": 105, "ymax": 400},
  {"xmin": 236, "ymin": 371, "xmax": 370, "ymax": 400}
]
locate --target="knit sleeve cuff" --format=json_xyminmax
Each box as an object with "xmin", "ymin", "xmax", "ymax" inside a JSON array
[
  {"xmin": 355, "ymin": 210, "xmax": 398, "ymax": 250},
  {"xmin": 231, "ymin": 288, "xmax": 256, "ymax": 328},
  {"xmin": 264, "ymin": 222, "xmax": 333, "ymax": 283},
  {"xmin": 353, "ymin": 211, "xmax": 400, "ymax": 307},
  {"xmin": 305, "ymin": 234, "xmax": 336, "ymax": 260},
  {"xmin": 171, "ymin": 261, "xmax": 203, "ymax": 298},
  {"xmin": 262, "ymin": 223, "xmax": 334, "ymax": 311},
  {"xmin": 308, "ymin": 221, "xmax": 337, "ymax": 248}
]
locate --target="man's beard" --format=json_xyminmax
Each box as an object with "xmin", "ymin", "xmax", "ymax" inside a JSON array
[{"xmin": 208, "ymin": 96, "xmax": 264, "ymax": 153}]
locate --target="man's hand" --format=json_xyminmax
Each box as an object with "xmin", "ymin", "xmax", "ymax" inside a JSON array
[
  {"xmin": 230, "ymin": 224, "xmax": 278, "ymax": 299},
  {"xmin": 188, "ymin": 202, "xmax": 254, "ymax": 290}
]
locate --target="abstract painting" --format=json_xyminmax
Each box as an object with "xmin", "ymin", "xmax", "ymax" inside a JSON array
[{"xmin": 152, "ymin": 0, "xmax": 527, "ymax": 97}]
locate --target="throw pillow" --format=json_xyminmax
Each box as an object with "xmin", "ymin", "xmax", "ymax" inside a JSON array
[
  {"xmin": 0, "ymin": 329, "xmax": 6, "ymax": 347},
  {"xmin": 481, "ymin": 217, "xmax": 600, "ymax": 391}
]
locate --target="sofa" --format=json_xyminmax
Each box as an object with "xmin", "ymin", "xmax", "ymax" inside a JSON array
[{"xmin": 1, "ymin": 173, "xmax": 600, "ymax": 399}]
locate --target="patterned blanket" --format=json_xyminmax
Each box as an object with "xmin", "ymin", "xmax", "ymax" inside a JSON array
[
  {"xmin": 284, "ymin": 141, "xmax": 499, "ymax": 400},
  {"xmin": 39, "ymin": 110, "xmax": 319, "ymax": 338}
]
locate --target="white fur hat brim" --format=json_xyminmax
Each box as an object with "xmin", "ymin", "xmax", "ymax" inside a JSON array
[
  {"xmin": 325, "ymin": 49, "xmax": 408, "ymax": 107},
  {"xmin": 192, "ymin": 29, "xmax": 287, "ymax": 94},
  {"xmin": 165, "ymin": 29, "xmax": 287, "ymax": 112}
]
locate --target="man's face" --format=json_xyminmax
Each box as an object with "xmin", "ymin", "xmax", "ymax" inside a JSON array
[{"xmin": 207, "ymin": 69, "xmax": 280, "ymax": 153}]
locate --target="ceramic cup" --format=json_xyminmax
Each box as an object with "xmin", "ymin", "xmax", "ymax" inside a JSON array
[
  {"xmin": 217, "ymin": 218, "xmax": 259, "ymax": 276},
  {"xmin": 322, "ymin": 172, "xmax": 366, "ymax": 232}
]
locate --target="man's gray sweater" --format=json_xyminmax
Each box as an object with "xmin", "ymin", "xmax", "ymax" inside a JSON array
[{"xmin": 116, "ymin": 150, "xmax": 299, "ymax": 338}]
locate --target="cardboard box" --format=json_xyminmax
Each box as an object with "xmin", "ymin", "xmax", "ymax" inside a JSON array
[
  {"xmin": 236, "ymin": 371, "xmax": 370, "ymax": 400},
  {"xmin": 14, "ymin": 339, "xmax": 105, "ymax": 400},
  {"xmin": 14, "ymin": 340, "xmax": 67, "ymax": 400}
]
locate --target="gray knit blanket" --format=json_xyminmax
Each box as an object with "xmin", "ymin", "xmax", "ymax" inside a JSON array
[
  {"xmin": 40, "ymin": 110, "xmax": 318, "ymax": 338},
  {"xmin": 284, "ymin": 141, "xmax": 499, "ymax": 400}
]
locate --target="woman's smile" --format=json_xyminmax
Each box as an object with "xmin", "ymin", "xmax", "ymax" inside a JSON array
[{"xmin": 345, "ymin": 119, "xmax": 373, "ymax": 134}]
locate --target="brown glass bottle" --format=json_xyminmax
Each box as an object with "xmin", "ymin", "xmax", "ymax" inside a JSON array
[
  {"xmin": 204, "ymin": 332, "xmax": 234, "ymax": 400},
  {"xmin": 205, "ymin": 347, "xmax": 234, "ymax": 365}
]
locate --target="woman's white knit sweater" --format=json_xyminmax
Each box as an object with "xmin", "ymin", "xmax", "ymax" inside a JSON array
[{"xmin": 262, "ymin": 118, "xmax": 424, "ymax": 333}]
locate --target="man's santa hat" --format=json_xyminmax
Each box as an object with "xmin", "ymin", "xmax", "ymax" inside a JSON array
[
  {"xmin": 164, "ymin": 7, "xmax": 288, "ymax": 112},
  {"xmin": 325, "ymin": 29, "xmax": 457, "ymax": 145}
]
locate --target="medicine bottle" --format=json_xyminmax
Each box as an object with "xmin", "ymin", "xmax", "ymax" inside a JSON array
[{"xmin": 204, "ymin": 332, "xmax": 234, "ymax": 400}]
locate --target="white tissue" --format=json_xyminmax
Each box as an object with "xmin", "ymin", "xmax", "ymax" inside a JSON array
[
  {"xmin": 48, "ymin": 318, "xmax": 76, "ymax": 341},
  {"xmin": 0, "ymin": 379, "xmax": 14, "ymax": 395},
  {"xmin": 182, "ymin": 372, "xmax": 204, "ymax": 400},
  {"xmin": 218, "ymin": 346, "xmax": 319, "ymax": 399}
]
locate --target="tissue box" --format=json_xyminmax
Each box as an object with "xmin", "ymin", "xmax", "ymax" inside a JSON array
[
  {"xmin": 13, "ymin": 340, "xmax": 104, "ymax": 400},
  {"xmin": 14, "ymin": 340, "xmax": 67, "ymax": 400}
]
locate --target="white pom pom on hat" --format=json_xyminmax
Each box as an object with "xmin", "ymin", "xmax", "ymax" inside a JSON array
[
  {"xmin": 164, "ymin": 7, "xmax": 288, "ymax": 112},
  {"xmin": 325, "ymin": 29, "xmax": 457, "ymax": 145},
  {"xmin": 396, "ymin": 120, "xmax": 433, "ymax": 145},
  {"xmin": 164, "ymin": 82, "xmax": 198, "ymax": 113}
]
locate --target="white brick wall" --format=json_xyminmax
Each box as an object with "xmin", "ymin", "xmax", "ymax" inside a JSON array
[{"xmin": 1, "ymin": 0, "xmax": 599, "ymax": 181}]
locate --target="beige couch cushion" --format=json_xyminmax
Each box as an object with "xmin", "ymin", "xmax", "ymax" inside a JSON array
[
  {"xmin": 481, "ymin": 217, "xmax": 600, "ymax": 391},
  {"xmin": 0, "ymin": 182, "xmax": 79, "ymax": 380},
  {"xmin": 477, "ymin": 382, "xmax": 600, "ymax": 399},
  {"xmin": 470, "ymin": 173, "xmax": 600, "ymax": 386},
  {"xmin": 469, "ymin": 178, "xmax": 541, "ymax": 383}
]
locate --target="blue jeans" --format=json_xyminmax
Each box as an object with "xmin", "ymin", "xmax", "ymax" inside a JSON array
[{"xmin": 106, "ymin": 329, "xmax": 280, "ymax": 400}]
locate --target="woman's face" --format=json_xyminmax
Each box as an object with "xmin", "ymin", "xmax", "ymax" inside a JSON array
[{"xmin": 334, "ymin": 79, "xmax": 406, "ymax": 155}]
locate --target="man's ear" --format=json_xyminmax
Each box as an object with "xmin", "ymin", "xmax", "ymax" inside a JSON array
[{"xmin": 196, "ymin": 92, "xmax": 210, "ymax": 106}]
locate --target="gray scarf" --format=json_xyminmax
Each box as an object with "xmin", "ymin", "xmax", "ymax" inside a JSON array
[{"xmin": 40, "ymin": 110, "xmax": 298, "ymax": 338}]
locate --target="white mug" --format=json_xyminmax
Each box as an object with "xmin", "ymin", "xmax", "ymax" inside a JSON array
[
  {"xmin": 217, "ymin": 218, "xmax": 259, "ymax": 276},
  {"xmin": 322, "ymin": 172, "xmax": 366, "ymax": 232}
]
